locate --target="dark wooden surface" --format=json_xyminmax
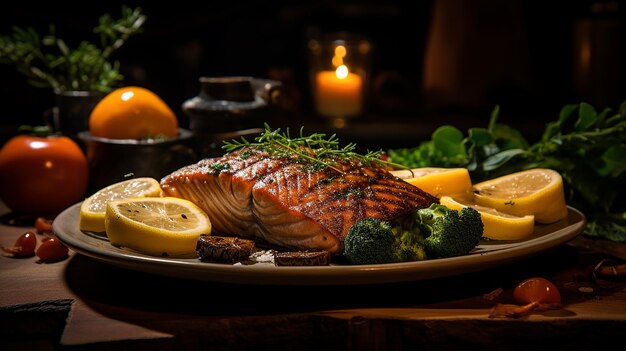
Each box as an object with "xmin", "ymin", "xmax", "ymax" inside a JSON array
[{"xmin": 1, "ymin": 204, "xmax": 625, "ymax": 351}]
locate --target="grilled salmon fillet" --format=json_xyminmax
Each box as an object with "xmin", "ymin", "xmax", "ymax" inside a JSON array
[{"xmin": 160, "ymin": 148, "xmax": 437, "ymax": 254}]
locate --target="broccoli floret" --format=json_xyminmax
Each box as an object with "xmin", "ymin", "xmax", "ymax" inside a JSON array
[
  {"xmin": 393, "ymin": 227, "xmax": 427, "ymax": 262},
  {"xmin": 344, "ymin": 218, "xmax": 396, "ymax": 264},
  {"xmin": 418, "ymin": 203, "xmax": 484, "ymax": 258},
  {"xmin": 343, "ymin": 203, "xmax": 483, "ymax": 264},
  {"xmin": 344, "ymin": 218, "xmax": 427, "ymax": 264}
]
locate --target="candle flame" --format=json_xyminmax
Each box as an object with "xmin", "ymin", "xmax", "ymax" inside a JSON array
[
  {"xmin": 335, "ymin": 45, "xmax": 346, "ymax": 58},
  {"xmin": 332, "ymin": 45, "xmax": 347, "ymax": 67},
  {"xmin": 332, "ymin": 56, "xmax": 343, "ymax": 67},
  {"xmin": 335, "ymin": 65, "xmax": 349, "ymax": 79}
]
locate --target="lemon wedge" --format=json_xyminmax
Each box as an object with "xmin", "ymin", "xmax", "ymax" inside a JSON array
[
  {"xmin": 440, "ymin": 196, "xmax": 535, "ymax": 240},
  {"xmin": 79, "ymin": 177, "xmax": 162, "ymax": 232},
  {"xmin": 104, "ymin": 197, "xmax": 211, "ymax": 257},
  {"xmin": 391, "ymin": 167, "xmax": 472, "ymax": 198},
  {"xmin": 472, "ymin": 168, "xmax": 568, "ymax": 224}
]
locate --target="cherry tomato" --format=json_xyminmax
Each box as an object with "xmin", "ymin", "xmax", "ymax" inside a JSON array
[
  {"xmin": 513, "ymin": 277, "xmax": 561, "ymax": 305},
  {"xmin": 1, "ymin": 231, "xmax": 37, "ymax": 258},
  {"xmin": 0, "ymin": 133, "xmax": 88, "ymax": 216},
  {"xmin": 35, "ymin": 217, "xmax": 53, "ymax": 234},
  {"xmin": 36, "ymin": 236, "xmax": 69, "ymax": 263}
]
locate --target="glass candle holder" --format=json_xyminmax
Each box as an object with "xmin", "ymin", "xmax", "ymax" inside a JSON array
[{"xmin": 308, "ymin": 34, "xmax": 372, "ymax": 128}]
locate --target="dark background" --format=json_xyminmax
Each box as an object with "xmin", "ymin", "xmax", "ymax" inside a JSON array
[{"xmin": 1, "ymin": 0, "xmax": 624, "ymax": 149}]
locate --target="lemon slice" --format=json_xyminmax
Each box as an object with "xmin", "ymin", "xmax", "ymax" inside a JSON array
[
  {"xmin": 79, "ymin": 177, "xmax": 162, "ymax": 232},
  {"xmin": 440, "ymin": 196, "xmax": 535, "ymax": 240},
  {"xmin": 472, "ymin": 168, "xmax": 568, "ymax": 224},
  {"xmin": 105, "ymin": 197, "xmax": 211, "ymax": 257},
  {"xmin": 391, "ymin": 167, "xmax": 472, "ymax": 198}
]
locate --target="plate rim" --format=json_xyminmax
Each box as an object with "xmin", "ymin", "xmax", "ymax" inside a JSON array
[{"xmin": 53, "ymin": 203, "xmax": 586, "ymax": 285}]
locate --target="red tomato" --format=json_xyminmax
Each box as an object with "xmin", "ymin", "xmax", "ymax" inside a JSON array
[
  {"xmin": 513, "ymin": 277, "xmax": 561, "ymax": 305},
  {"xmin": 1, "ymin": 231, "xmax": 37, "ymax": 258},
  {"xmin": 0, "ymin": 134, "xmax": 88, "ymax": 216},
  {"xmin": 36, "ymin": 236, "xmax": 69, "ymax": 263}
]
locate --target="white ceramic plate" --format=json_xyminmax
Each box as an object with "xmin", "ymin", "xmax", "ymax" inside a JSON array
[{"xmin": 53, "ymin": 203, "xmax": 585, "ymax": 285}]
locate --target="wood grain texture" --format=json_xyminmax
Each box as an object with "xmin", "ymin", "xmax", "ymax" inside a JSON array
[{"xmin": 1, "ymin": 203, "xmax": 624, "ymax": 350}]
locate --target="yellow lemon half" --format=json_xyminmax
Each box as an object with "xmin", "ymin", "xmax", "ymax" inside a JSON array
[
  {"xmin": 391, "ymin": 167, "xmax": 472, "ymax": 198},
  {"xmin": 440, "ymin": 196, "xmax": 535, "ymax": 240},
  {"xmin": 104, "ymin": 197, "xmax": 211, "ymax": 257},
  {"xmin": 472, "ymin": 168, "xmax": 568, "ymax": 224},
  {"xmin": 79, "ymin": 177, "xmax": 162, "ymax": 232}
]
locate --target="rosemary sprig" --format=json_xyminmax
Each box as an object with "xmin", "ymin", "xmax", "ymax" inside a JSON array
[
  {"xmin": 0, "ymin": 6, "xmax": 145, "ymax": 92},
  {"xmin": 223, "ymin": 123, "xmax": 408, "ymax": 174}
]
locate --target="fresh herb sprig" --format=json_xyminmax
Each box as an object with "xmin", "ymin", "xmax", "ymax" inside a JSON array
[
  {"xmin": 387, "ymin": 101, "xmax": 626, "ymax": 242},
  {"xmin": 0, "ymin": 6, "xmax": 145, "ymax": 92},
  {"xmin": 223, "ymin": 123, "xmax": 406, "ymax": 174}
]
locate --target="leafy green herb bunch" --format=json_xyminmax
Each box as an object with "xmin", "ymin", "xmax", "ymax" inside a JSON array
[
  {"xmin": 387, "ymin": 101, "xmax": 626, "ymax": 241},
  {"xmin": 0, "ymin": 6, "xmax": 145, "ymax": 93}
]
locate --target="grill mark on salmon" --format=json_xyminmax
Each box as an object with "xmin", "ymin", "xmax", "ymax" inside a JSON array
[{"xmin": 161, "ymin": 148, "xmax": 438, "ymax": 254}]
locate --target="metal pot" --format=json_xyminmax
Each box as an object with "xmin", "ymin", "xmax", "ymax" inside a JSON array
[{"xmin": 182, "ymin": 76, "xmax": 281, "ymax": 157}]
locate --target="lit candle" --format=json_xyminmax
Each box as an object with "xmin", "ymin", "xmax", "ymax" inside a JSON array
[{"xmin": 315, "ymin": 64, "xmax": 363, "ymax": 117}]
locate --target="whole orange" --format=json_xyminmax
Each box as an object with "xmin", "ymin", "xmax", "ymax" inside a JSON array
[{"xmin": 89, "ymin": 86, "xmax": 179, "ymax": 139}]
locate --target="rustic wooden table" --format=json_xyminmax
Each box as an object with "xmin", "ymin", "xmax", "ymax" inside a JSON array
[{"xmin": 1, "ymin": 204, "xmax": 625, "ymax": 351}]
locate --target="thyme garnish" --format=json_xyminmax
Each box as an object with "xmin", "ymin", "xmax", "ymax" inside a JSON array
[
  {"xmin": 223, "ymin": 123, "xmax": 408, "ymax": 175},
  {"xmin": 338, "ymin": 188, "xmax": 364, "ymax": 198},
  {"xmin": 209, "ymin": 162, "xmax": 229, "ymax": 174},
  {"xmin": 239, "ymin": 149, "xmax": 254, "ymax": 160}
]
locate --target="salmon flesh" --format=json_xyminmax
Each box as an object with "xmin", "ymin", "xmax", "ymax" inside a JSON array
[{"xmin": 160, "ymin": 148, "xmax": 438, "ymax": 254}]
